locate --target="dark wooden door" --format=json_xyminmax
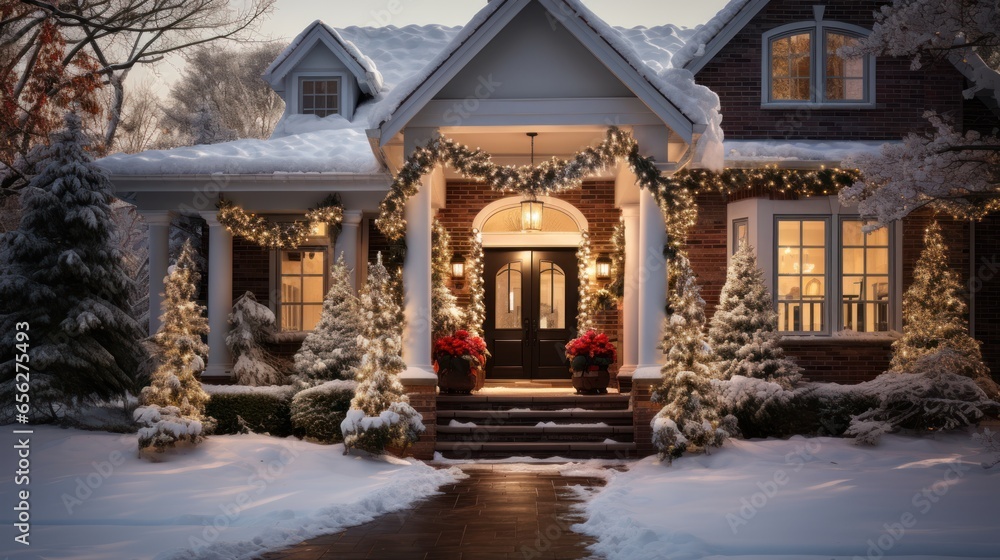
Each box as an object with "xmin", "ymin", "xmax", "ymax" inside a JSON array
[{"xmin": 484, "ymin": 249, "xmax": 578, "ymax": 380}]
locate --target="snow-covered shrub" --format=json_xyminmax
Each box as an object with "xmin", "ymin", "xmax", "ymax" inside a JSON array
[
  {"xmin": 228, "ymin": 291, "xmax": 284, "ymax": 386},
  {"xmin": 651, "ymin": 255, "xmax": 736, "ymax": 464},
  {"xmin": 432, "ymin": 220, "xmax": 465, "ymax": 341},
  {"xmin": 291, "ymin": 380, "xmax": 357, "ymax": 443},
  {"xmin": 203, "ymin": 385, "xmax": 295, "ymax": 436},
  {"xmin": 846, "ymin": 354, "xmax": 999, "ymax": 445},
  {"xmin": 0, "ymin": 112, "xmax": 146, "ymax": 421},
  {"xmin": 709, "ymin": 243, "xmax": 801, "ymax": 385},
  {"xmin": 891, "ymin": 223, "xmax": 993, "ymax": 396},
  {"xmin": 972, "ymin": 428, "xmax": 1000, "ymax": 469},
  {"xmin": 292, "ymin": 255, "xmax": 363, "ymax": 385},
  {"xmin": 135, "ymin": 240, "xmax": 213, "ymax": 452},
  {"xmin": 713, "ymin": 376, "xmax": 801, "ymax": 438},
  {"xmin": 341, "ymin": 254, "xmax": 425, "ymax": 455}
]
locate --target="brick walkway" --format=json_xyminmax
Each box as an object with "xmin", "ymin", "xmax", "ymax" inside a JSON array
[{"xmin": 258, "ymin": 465, "xmax": 607, "ymax": 560}]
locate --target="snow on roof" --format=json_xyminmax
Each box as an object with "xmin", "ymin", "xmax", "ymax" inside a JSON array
[
  {"xmin": 263, "ymin": 20, "xmax": 385, "ymax": 94},
  {"xmin": 671, "ymin": 0, "xmax": 755, "ymax": 70},
  {"xmin": 99, "ymin": 124, "xmax": 382, "ymax": 176},
  {"xmin": 723, "ymin": 140, "xmax": 892, "ymax": 164}
]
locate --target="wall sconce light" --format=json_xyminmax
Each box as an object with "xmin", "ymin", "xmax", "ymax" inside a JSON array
[
  {"xmin": 451, "ymin": 252, "xmax": 466, "ymax": 288},
  {"xmin": 595, "ymin": 253, "xmax": 612, "ymax": 280}
]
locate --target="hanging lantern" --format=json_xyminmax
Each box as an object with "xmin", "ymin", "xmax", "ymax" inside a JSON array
[
  {"xmin": 595, "ymin": 253, "xmax": 612, "ymax": 280},
  {"xmin": 520, "ymin": 197, "xmax": 544, "ymax": 232}
]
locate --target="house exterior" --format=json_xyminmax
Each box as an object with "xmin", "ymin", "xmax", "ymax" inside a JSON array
[{"xmin": 100, "ymin": 0, "xmax": 1000, "ymax": 458}]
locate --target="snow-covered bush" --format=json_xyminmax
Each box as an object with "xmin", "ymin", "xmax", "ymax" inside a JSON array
[
  {"xmin": 891, "ymin": 222, "xmax": 994, "ymax": 397},
  {"xmin": 432, "ymin": 220, "xmax": 465, "ymax": 341},
  {"xmin": 651, "ymin": 255, "xmax": 736, "ymax": 463},
  {"xmin": 292, "ymin": 255, "xmax": 363, "ymax": 385},
  {"xmin": 291, "ymin": 380, "xmax": 357, "ymax": 443},
  {"xmin": 846, "ymin": 352, "xmax": 999, "ymax": 445},
  {"xmin": 341, "ymin": 254, "xmax": 425, "ymax": 455},
  {"xmin": 135, "ymin": 240, "xmax": 213, "ymax": 452},
  {"xmin": 203, "ymin": 384, "xmax": 295, "ymax": 436},
  {"xmin": 228, "ymin": 291, "xmax": 284, "ymax": 386},
  {"xmin": 709, "ymin": 243, "xmax": 801, "ymax": 385},
  {"xmin": 714, "ymin": 376, "xmax": 799, "ymax": 438},
  {"xmin": 0, "ymin": 112, "xmax": 146, "ymax": 421}
]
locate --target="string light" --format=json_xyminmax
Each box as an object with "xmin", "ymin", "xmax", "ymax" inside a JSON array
[
  {"xmin": 577, "ymin": 231, "xmax": 594, "ymax": 333},
  {"xmin": 217, "ymin": 195, "xmax": 344, "ymax": 249},
  {"xmin": 465, "ymin": 228, "xmax": 486, "ymax": 337}
]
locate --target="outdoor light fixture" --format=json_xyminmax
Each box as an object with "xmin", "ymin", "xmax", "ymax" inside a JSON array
[
  {"xmin": 595, "ymin": 253, "xmax": 612, "ymax": 280},
  {"xmin": 450, "ymin": 252, "xmax": 466, "ymax": 285},
  {"xmin": 521, "ymin": 132, "xmax": 544, "ymax": 232}
]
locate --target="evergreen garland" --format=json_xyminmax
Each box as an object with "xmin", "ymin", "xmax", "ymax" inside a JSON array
[
  {"xmin": 607, "ymin": 218, "xmax": 626, "ymax": 300},
  {"xmin": 431, "ymin": 219, "xmax": 465, "ymax": 341},
  {"xmin": 465, "ymin": 228, "xmax": 486, "ymax": 337},
  {"xmin": 577, "ymin": 231, "xmax": 595, "ymax": 333},
  {"xmin": 217, "ymin": 194, "xmax": 344, "ymax": 249}
]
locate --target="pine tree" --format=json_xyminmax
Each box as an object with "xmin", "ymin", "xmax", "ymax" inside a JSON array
[
  {"xmin": 228, "ymin": 291, "xmax": 284, "ymax": 386},
  {"xmin": 135, "ymin": 239, "xmax": 212, "ymax": 452},
  {"xmin": 292, "ymin": 254, "xmax": 363, "ymax": 385},
  {"xmin": 709, "ymin": 243, "xmax": 801, "ymax": 386},
  {"xmin": 431, "ymin": 219, "xmax": 465, "ymax": 341},
  {"xmin": 891, "ymin": 222, "xmax": 992, "ymax": 390},
  {"xmin": 651, "ymin": 254, "xmax": 734, "ymax": 464},
  {"xmin": 340, "ymin": 253, "xmax": 424, "ymax": 455},
  {"xmin": 0, "ymin": 112, "xmax": 145, "ymax": 420}
]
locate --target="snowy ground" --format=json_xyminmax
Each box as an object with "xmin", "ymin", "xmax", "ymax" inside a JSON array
[
  {"xmin": 575, "ymin": 432, "xmax": 1000, "ymax": 560},
  {"xmin": 0, "ymin": 427, "xmax": 462, "ymax": 560}
]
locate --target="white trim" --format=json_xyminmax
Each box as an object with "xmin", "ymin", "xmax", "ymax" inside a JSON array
[
  {"xmin": 411, "ymin": 98, "xmax": 663, "ymax": 128},
  {"xmin": 292, "ymin": 71, "xmax": 353, "ymax": 119},
  {"xmin": 685, "ymin": 0, "xmax": 771, "ymax": 75},
  {"xmin": 472, "ymin": 196, "xmax": 588, "ymax": 248},
  {"xmin": 472, "ymin": 196, "xmax": 589, "ymax": 231},
  {"xmin": 263, "ymin": 22, "xmax": 378, "ymax": 95},
  {"xmin": 761, "ymin": 20, "xmax": 876, "ymax": 108},
  {"xmin": 480, "ymin": 232, "xmax": 583, "ymax": 247}
]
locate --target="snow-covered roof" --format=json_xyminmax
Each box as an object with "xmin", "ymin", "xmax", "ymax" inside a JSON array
[
  {"xmin": 723, "ymin": 140, "xmax": 893, "ymax": 165},
  {"xmin": 672, "ymin": 0, "xmax": 758, "ymax": 72}
]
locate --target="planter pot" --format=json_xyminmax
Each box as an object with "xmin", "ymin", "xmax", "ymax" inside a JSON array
[
  {"xmin": 436, "ymin": 356, "xmax": 480, "ymax": 394},
  {"xmin": 571, "ymin": 368, "xmax": 610, "ymax": 394}
]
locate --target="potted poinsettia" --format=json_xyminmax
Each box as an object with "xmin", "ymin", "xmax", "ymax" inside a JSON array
[
  {"xmin": 565, "ymin": 330, "xmax": 617, "ymax": 394},
  {"xmin": 433, "ymin": 330, "xmax": 488, "ymax": 394}
]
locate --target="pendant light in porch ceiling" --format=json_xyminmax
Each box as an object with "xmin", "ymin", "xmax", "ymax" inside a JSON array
[{"xmin": 520, "ymin": 132, "xmax": 544, "ymax": 232}]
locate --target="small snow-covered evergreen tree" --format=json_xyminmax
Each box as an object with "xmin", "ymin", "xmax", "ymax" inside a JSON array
[
  {"xmin": 0, "ymin": 112, "xmax": 145, "ymax": 420},
  {"xmin": 292, "ymin": 255, "xmax": 363, "ymax": 385},
  {"xmin": 431, "ymin": 219, "xmax": 464, "ymax": 341},
  {"xmin": 135, "ymin": 240, "xmax": 212, "ymax": 452},
  {"xmin": 709, "ymin": 243, "xmax": 801, "ymax": 386},
  {"xmin": 340, "ymin": 253, "xmax": 424, "ymax": 455},
  {"xmin": 892, "ymin": 222, "xmax": 992, "ymax": 390},
  {"xmin": 465, "ymin": 229, "xmax": 486, "ymax": 336},
  {"xmin": 651, "ymin": 254, "xmax": 735, "ymax": 464},
  {"xmin": 228, "ymin": 291, "xmax": 283, "ymax": 386}
]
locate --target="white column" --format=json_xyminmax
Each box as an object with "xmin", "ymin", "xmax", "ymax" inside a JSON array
[
  {"xmin": 335, "ymin": 210, "xmax": 363, "ymax": 291},
  {"xmin": 199, "ymin": 212, "xmax": 233, "ymax": 377},
  {"xmin": 618, "ymin": 204, "xmax": 640, "ymax": 379},
  {"xmin": 400, "ymin": 175, "xmax": 436, "ymax": 381},
  {"xmin": 635, "ymin": 188, "xmax": 668, "ymax": 380},
  {"xmin": 141, "ymin": 211, "xmax": 172, "ymax": 336}
]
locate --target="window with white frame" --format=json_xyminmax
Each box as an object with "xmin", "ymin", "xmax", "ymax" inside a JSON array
[
  {"xmin": 299, "ymin": 77, "xmax": 340, "ymax": 117},
  {"xmin": 279, "ymin": 247, "xmax": 327, "ymax": 332},
  {"xmin": 841, "ymin": 220, "xmax": 891, "ymax": 332},
  {"xmin": 763, "ymin": 21, "xmax": 873, "ymax": 106},
  {"xmin": 776, "ymin": 218, "xmax": 827, "ymax": 333}
]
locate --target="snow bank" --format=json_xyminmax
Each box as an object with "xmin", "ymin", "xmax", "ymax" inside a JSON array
[
  {"xmin": 724, "ymin": 140, "xmax": 893, "ymax": 164},
  {"xmin": 98, "ymin": 127, "xmax": 382, "ymax": 176},
  {"xmin": 1, "ymin": 427, "xmax": 461, "ymax": 560},
  {"xmin": 577, "ymin": 433, "xmax": 1000, "ymax": 560},
  {"xmin": 202, "ymin": 383, "xmax": 296, "ymax": 397}
]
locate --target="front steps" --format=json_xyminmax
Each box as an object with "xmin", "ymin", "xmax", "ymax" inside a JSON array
[{"xmin": 435, "ymin": 394, "xmax": 636, "ymax": 459}]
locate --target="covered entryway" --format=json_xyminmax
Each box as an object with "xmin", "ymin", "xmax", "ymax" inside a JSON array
[{"xmin": 484, "ymin": 249, "xmax": 579, "ymax": 380}]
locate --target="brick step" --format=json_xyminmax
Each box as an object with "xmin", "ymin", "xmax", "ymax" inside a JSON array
[
  {"xmin": 434, "ymin": 441, "xmax": 638, "ymax": 460},
  {"xmin": 437, "ymin": 424, "xmax": 635, "ymax": 443},
  {"xmin": 437, "ymin": 409, "xmax": 634, "ymax": 426},
  {"xmin": 436, "ymin": 394, "xmax": 630, "ymax": 411}
]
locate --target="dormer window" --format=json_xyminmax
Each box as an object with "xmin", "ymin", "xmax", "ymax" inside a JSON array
[
  {"xmin": 300, "ymin": 77, "xmax": 341, "ymax": 117},
  {"xmin": 762, "ymin": 16, "xmax": 874, "ymax": 107}
]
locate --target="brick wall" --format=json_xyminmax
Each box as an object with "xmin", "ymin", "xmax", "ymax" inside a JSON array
[{"xmin": 695, "ymin": 0, "xmax": 967, "ymax": 140}]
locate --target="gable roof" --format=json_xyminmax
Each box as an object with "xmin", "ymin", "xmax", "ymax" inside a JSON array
[
  {"xmin": 674, "ymin": 0, "xmax": 768, "ymax": 74},
  {"xmin": 374, "ymin": 0, "xmax": 717, "ymax": 146},
  {"xmin": 263, "ymin": 20, "xmax": 385, "ymax": 95}
]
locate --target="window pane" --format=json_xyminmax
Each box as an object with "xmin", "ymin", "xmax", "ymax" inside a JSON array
[
  {"xmin": 301, "ymin": 305, "xmax": 323, "ymax": 332},
  {"xmin": 282, "ymin": 279, "xmax": 301, "ymax": 303},
  {"xmin": 770, "ymin": 33, "xmax": 811, "ymax": 101},
  {"xmin": 804, "ymin": 276, "xmax": 825, "ymax": 297},
  {"xmin": 303, "ymin": 276, "xmax": 325, "ymax": 304},
  {"xmin": 867, "ymin": 227, "xmax": 889, "ymax": 246},
  {"xmin": 772, "ymin": 57, "xmax": 789, "ymax": 76},
  {"xmin": 281, "ymin": 252, "xmax": 302, "ymax": 275},
  {"xmin": 778, "ymin": 276, "xmax": 800, "ymax": 299},
  {"xmin": 802, "ymin": 248, "xmax": 824, "ymax": 274},
  {"xmin": 840, "ymin": 220, "xmax": 891, "ymax": 332},
  {"xmin": 538, "ymin": 261, "xmax": 565, "ymax": 330},
  {"xmin": 302, "ymin": 81, "xmax": 314, "ymax": 94},
  {"xmin": 843, "ymin": 248, "xmax": 864, "ymax": 274},
  {"xmin": 303, "ymin": 251, "xmax": 325, "ymax": 274},
  {"xmin": 842, "ymin": 221, "xmax": 864, "ymax": 246},
  {"xmin": 802, "ymin": 221, "xmax": 826, "ymax": 246},
  {"xmin": 867, "ymin": 248, "xmax": 889, "ymax": 274},
  {"xmin": 843, "ymin": 276, "xmax": 864, "ymax": 298},
  {"xmin": 778, "ymin": 247, "xmax": 801, "ymax": 274},
  {"xmin": 778, "ymin": 221, "xmax": 799, "ymax": 245},
  {"xmin": 495, "ymin": 263, "xmax": 522, "ymax": 329},
  {"xmin": 314, "ymin": 80, "xmax": 326, "ymax": 94}
]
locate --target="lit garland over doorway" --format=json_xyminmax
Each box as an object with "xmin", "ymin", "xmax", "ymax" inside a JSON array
[{"xmin": 217, "ymin": 194, "xmax": 344, "ymax": 249}]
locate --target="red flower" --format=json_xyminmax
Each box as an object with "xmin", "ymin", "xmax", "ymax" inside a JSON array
[
  {"xmin": 565, "ymin": 330, "xmax": 617, "ymax": 365},
  {"xmin": 434, "ymin": 329, "xmax": 489, "ymax": 367}
]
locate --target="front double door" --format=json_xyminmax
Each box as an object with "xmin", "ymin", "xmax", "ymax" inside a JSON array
[{"xmin": 484, "ymin": 249, "xmax": 579, "ymax": 380}]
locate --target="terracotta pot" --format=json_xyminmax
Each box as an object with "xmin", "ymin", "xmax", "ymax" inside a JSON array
[{"xmin": 571, "ymin": 367, "xmax": 610, "ymax": 394}]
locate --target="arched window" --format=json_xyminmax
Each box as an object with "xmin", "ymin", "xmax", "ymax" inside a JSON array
[{"xmin": 762, "ymin": 18, "xmax": 874, "ymax": 107}]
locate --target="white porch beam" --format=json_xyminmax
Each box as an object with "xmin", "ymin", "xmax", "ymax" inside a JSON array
[
  {"xmin": 618, "ymin": 204, "xmax": 640, "ymax": 380},
  {"xmin": 140, "ymin": 210, "xmax": 172, "ymax": 335},
  {"xmin": 335, "ymin": 210, "xmax": 363, "ymax": 291},
  {"xmin": 199, "ymin": 212, "xmax": 234, "ymax": 377},
  {"xmin": 634, "ymin": 188, "xmax": 668, "ymax": 380}
]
